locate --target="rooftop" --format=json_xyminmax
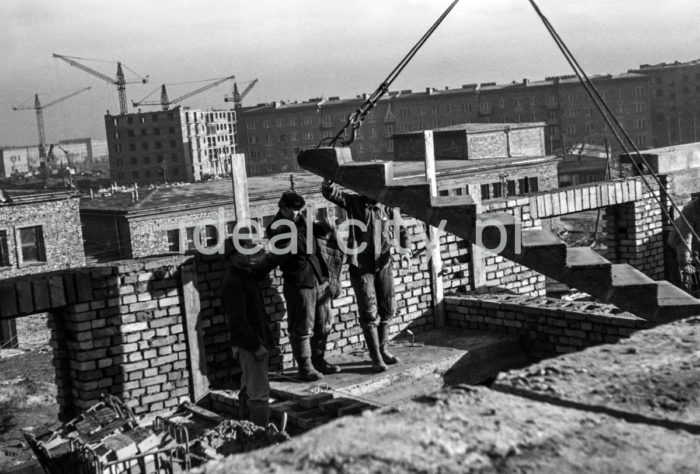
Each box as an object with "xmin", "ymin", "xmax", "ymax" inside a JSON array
[
  {"xmin": 241, "ymin": 72, "xmax": 648, "ymax": 115},
  {"xmin": 392, "ymin": 122, "xmax": 546, "ymax": 137},
  {"xmin": 80, "ymin": 155, "xmax": 556, "ymax": 216}
]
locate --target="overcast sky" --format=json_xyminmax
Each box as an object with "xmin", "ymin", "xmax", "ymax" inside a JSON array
[{"xmin": 2, "ymin": 0, "xmax": 699, "ymax": 146}]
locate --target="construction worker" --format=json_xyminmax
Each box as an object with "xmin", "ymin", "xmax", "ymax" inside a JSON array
[
  {"xmin": 668, "ymin": 196, "xmax": 700, "ymax": 292},
  {"xmin": 321, "ymin": 179, "xmax": 411, "ymax": 372},
  {"xmin": 254, "ymin": 190, "xmax": 340, "ymax": 382},
  {"xmin": 220, "ymin": 229, "xmax": 273, "ymax": 426}
]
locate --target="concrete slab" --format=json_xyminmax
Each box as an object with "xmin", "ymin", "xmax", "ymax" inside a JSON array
[
  {"xmin": 268, "ymin": 328, "xmax": 527, "ymax": 405},
  {"xmin": 207, "ymin": 385, "xmax": 700, "ymax": 474},
  {"xmin": 565, "ymin": 247, "xmax": 610, "ymax": 268},
  {"xmin": 494, "ymin": 316, "xmax": 700, "ymax": 429}
]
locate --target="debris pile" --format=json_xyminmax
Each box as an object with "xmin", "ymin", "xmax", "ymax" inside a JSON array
[
  {"xmin": 191, "ymin": 419, "xmax": 290, "ymax": 459},
  {"xmin": 24, "ymin": 394, "xmax": 291, "ymax": 473}
]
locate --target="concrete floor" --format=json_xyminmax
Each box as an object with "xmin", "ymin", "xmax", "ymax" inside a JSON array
[{"xmin": 269, "ymin": 327, "xmax": 534, "ymax": 406}]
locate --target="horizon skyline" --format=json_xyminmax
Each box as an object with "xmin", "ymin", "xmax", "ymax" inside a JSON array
[{"xmin": 3, "ymin": 0, "xmax": 699, "ymax": 146}]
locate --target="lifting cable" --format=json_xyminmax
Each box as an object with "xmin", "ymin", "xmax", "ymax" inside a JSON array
[
  {"xmin": 528, "ymin": 0, "xmax": 700, "ymax": 260},
  {"xmin": 318, "ymin": 0, "xmax": 460, "ymax": 148}
]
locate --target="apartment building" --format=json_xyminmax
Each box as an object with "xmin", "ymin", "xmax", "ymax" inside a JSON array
[
  {"xmin": 0, "ymin": 147, "xmax": 30, "ymax": 179},
  {"xmin": 630, "ymin": 59, "xmax": 700, "ymax": 147},
  {"xmin": 105, "ymin": 106, "xmax": 237, "ymax": 185},
  {"xmin": 238, "ymin": 72, "xmax": 653, "ymax": 176}
]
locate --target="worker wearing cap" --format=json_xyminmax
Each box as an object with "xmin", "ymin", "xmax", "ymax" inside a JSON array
[
  {"xmin": 220, "ymin": 229, "xmax": 274, "ymax": 426},
  {"xmin": 321, "ymin": 179, "xmax": 411, "ymax": 373},
  {"xmin": 254, "ymin": 190, "xmax": 340, "ymax": 382}
]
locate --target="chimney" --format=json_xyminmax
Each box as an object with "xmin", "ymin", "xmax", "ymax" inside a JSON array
[
  {"xmin": 426, "ymin": 87, "xmax": 432, "ymax": 95},
  {"xmin": 522, "ymin": 78, "xmax": 529, "ymax": 85}
]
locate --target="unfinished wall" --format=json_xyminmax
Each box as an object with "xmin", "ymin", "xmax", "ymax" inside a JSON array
[
  {"xmin": 604, "ymin": 179, "xmax": 665, "ymax": 280},
  {"xmin": 445, "ymin": 294, "xmax": 650, "ymax": 356}
]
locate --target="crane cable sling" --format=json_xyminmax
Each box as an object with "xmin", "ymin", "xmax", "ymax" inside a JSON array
[
  {"xmin": 318, "ymin": 0, "xmax": 460, "ymax": 148},
  {"xmin": 528, "ymin": 0, "xmax": 700, "ymax": 260}
]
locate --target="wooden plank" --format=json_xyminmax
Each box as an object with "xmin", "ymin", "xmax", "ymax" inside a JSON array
[
  {"xmin": 74, "ymin": 270, "xmax": 93, "ymax": 303},
  {"xmin": 230, "ymin": 153, "xmax": 250, "ymax": 222},
  {"xmin": 0, "ymin": 284, "xmax": 19, "ymax": 319},
  {"xmin": 64, "ymin": 272, "xmax": 78, "ymax": 304},
  {"xmin": 49, "ymin": 275, "xmax": 67, "ymax": 307},
  {"xmin": 32, "ymin": 279, "xmax": 50, "ymax": 311},
  {"xmin": 16, "ymin": 280, "xmax": 34, "ymax": 315},
  {"xmin": 423, "ymin": 131, "xmax": 445, "ymax": 328},
  {"xmin": 180, "ymin": 262, "xmax": 209, "ymax": 402}
]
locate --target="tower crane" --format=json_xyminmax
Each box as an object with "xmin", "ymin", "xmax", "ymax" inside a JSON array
[
  {"xmin": 12, "ymin": 86, "xmax": 91, "ymax": 160},
  {"xmin": 132, "ymin": 75, "xmax": 236, "ymax": 111},
  {"xmin": 53, "ymin": 53, "xmax": 149, "ymax": 115},
  {"xmin": 225, "ymin": 79, "xmax": 258, "ymax": 108}
]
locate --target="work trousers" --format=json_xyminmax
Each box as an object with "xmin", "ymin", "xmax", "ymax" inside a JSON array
[
  {"xmin": 349, "ymin": 262, "xmax": 396, "ymax": 328},
  {"xmin": 283, "ymin": 280, "xmax": 332, "ymax": 342},
  {"xmin": 232, "ymin": 346, "xmax": 270, "ymax": 404}
]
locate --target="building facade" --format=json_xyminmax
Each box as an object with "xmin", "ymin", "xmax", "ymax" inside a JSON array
[
  {"xmin": 104, "ymin": 107, "xmax": 237, "ymax": 185},
  {"xmin": 0, "ymin": 147, "xmax": 30, "ymax": 179},
  {"xmin": 238, "ymin": 72, "xmax": 653, "ymax": 176},
  {"xmin": 629, "ymin": 59, "xmax": 700, "ymax": 148},
  {"xmin": 0, "ymin": 188, "xmax": 85, "ymax": 278}
]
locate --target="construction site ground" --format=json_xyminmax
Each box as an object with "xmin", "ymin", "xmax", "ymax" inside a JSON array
[{"xmin": 197, "ymin": 317, "xmax": 700, "ymax": 474}]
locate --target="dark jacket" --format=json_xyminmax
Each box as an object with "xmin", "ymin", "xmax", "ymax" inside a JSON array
[
  {"xmin": 255, "ymin": 211, "xmax": 329, "ymax": 288},
  {"xmin": 220, "ymin": 267, "xmax": 273, "ymax": 352},
  {"xmin": 322, "ymin": 183, "xmax": 409, "ymax": 272}
]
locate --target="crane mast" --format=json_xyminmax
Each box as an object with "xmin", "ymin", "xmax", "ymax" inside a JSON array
[{"xmin": 12, "ymin": 87, "xmax": 91, "ymax": 159}]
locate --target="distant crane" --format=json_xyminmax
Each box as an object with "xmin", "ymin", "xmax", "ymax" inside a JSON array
[
  {"xmin": 53, "ymin": 53, "xmax": 149, "ymax": 115},
  {"xmin": 12, "ymin": 86, "xmax": 91, "ymax": 160},
  {"xmin": 225, "ymin": 79, "xmax": 258, "ymax": 108},
  {"xmin": 133, "ymin": 75, "xmax": 236, "ymax": 111}
]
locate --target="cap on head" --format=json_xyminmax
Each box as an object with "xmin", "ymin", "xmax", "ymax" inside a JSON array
[{"xmin": 278, "ymin": 191, "xmax": 305, "ymax": 210}]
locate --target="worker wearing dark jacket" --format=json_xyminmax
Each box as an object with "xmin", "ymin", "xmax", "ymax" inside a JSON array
[
  {"xmin": 221, "ymin": 235, "xmax": 274, "ymax": 426},
  {"xmin": 322, "ymin": 179, "xmax": 411, "ymax": 372},
  {"xmin": 254, "ymin": 190, "xmax": 340, "ymax": 382}
]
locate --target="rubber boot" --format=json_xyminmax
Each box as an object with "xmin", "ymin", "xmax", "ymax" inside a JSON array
[
  {"xmin": 378, "ymin": 323, "xmax": 400, "ymax": 365},
  {"xmin": 311, "ymin": 333, "xmax": 341, "ymax": 374},
  {"xmin": 292, "ymin": 338, "xmax": 323, "ymax": 382},
  {"xmin": 248, "ymin": 400, "xmax": 270, "ymax": 427},
  {"xmin": 362, "ymin": 326, "xmax": 387, "ymax": 373},
  {"xmin": 238, "ymin": 389, "xmax": 250, "ymax": 420}
]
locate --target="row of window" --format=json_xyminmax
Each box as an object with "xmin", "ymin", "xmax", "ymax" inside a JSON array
[
  {"xmin": 116, "ymin": 167, "xmax": 181, "ymax": 180},
  {"xmin": 0, "ymin": 226, "xmax": 46, "ymax": 268},
  {"xmin": 113, "ymin": 140, "xmax": 178, "ymax": 153},
  {"xmin": 116, "ymin": 154, "xmax": 179, "ymax": 166},
  {"xmin": 113, "ymin": 127, "xmax": 178, "ymax": 139},
  {"xmin": 479, "ymin": 177, "xmax": 539, "ymax": 200},
  {"xmin": 112, "ymin": 112, "xmax": 177, "ymax": 126}
]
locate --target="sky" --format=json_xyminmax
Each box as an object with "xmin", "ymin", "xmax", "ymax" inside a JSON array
[{"xmin": 2, "ymin": 0, "xmax": 700, "ymax": 146}]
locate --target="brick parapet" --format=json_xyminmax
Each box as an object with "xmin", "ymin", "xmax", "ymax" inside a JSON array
[{"xmin": 445, "ymin": 294, "xmax": 650, "ymax": 355}]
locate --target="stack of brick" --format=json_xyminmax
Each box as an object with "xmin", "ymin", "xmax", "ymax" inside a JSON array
[
  {"xmin": 445, "ymin": 293, "xmax": 650, "ymax": 356},
  {"xmin": 54, "ymin": 258, "xmax": 191, "ymax": 419}
]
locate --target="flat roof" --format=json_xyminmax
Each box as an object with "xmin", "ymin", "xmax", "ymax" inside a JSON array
[
  {"xmin": 0, "ymin": 188, "xmax": 79, "ymax": 205},
  {"xmin": 392, "ymin": 122, "xmax": 545, "ymax": 137},
  {"xmin": 80, "ymin": 156, "xmax": 557, "ymax": 216}
]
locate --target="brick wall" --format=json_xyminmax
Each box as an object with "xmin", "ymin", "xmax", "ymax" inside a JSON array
[
  {"xmin": 604, "ymin": 179, "xmax": 665, "ymax": 280},
  {"xmin": 48, "ymin": 258, "xmax": 192, "ymax": 419},
  {"xmin": 0, "ymin": 196, "xmax": 85, "ymax": 278},
  {"xmin": 198, "ymin": 218, "xmax": 438, "ymax": 377},
  {"xmin": 445, "ymin": 294, "xmax": 650, "ymax": 356}
]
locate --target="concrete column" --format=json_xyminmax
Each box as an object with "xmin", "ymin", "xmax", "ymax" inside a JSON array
[{"xmin": 423, "ymin": 131, "xmax": 446, "ymax": 328}]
